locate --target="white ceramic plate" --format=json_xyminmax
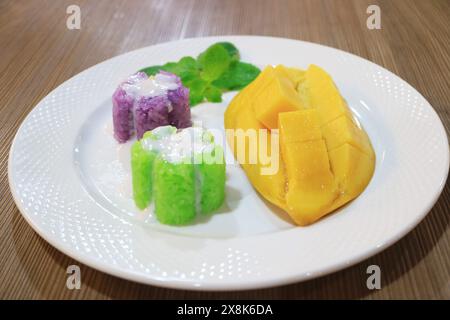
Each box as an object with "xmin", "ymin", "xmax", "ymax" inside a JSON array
[{"xmin": 8, "ymin": 36, "xmax": 449, "ymax": 291}]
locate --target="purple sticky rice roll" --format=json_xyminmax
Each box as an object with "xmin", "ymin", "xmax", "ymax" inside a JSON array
[
  {"xmin": 135, "ymin": 95, "xmax": 171, "ymax": 139},
  {"xmin": 159, "ymin": 71, "xmax": 191, "ymax": 129},
  {"xmin": 112, "ymin": 71, "xmax": 191, "ymax": 142},
  {"xmin": 112, "ymin": 72, "xmax": 148, "ymax": 143},
  {"xmin": 168, "ymin": 85, "xmax": 191, "ymax": 129}
]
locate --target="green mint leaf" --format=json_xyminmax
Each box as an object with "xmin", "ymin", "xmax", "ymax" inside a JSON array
[
  {"xmin": 140, "ymin": 56, "xmax": 200, "ymax": 81},
  {"xmin": 198, "ymin": 44, "xmax": 231, "ymax": 81},
  {"xmin": 164, "ymin": 57, "xmax": 200, "ymax": 83},
  {"xmin": 204, "ymin": 85, "xmax": 222, "ymax": 103},
  {"xmin": 189, "ymin": 92, "xmax": 204, "ymax": 106},
  {"xmin": 138, "ymin": 43, "xmax": 254, "ymax": 106},
  {"xmin": 185, "ymin": 78, "xmax": 208, "ymax": 106},
  {"xmin": 178, "ymin": 56, "xmax": 198, "ymax": 69},
  {"xmin": 216, "ymin": 42, "xmax": 240, "ymax": 61},
  {"xmin": 160, "ymin": 62, "xmax": 178, "ymax": 73},
  {"xmin": 176, "ymin": 57, "xmax": 201, "ymax": 83},
  {"xmin": 212, "ymin": 61, "xmax": 260, "ymax": 90}
]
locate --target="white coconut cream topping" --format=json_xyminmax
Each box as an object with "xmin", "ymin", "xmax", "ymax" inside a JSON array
[
  {"xmin": 141, "ymin": 126, "xmax": 215, "ymax": 163},
  {"xmin": 122, "ymin": 73, "xmax": 179, "ymax": 98}
]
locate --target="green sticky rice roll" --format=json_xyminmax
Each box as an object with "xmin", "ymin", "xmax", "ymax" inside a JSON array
[
  {"xmin": 195, "ymin": 145, "xmax": 226, "ymax": 215},
  {"xmin": 131, "ymin": 141, "xmax": 156, "ymax": 209},
  {"xmin": 131, "ymin": 125, "xmax": 226, "ymax": 225},
  {"xmin": 153, "ymin": 157, "xmax": 196, "ymax": 225}
]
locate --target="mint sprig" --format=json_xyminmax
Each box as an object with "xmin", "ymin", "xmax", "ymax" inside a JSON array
[
  {"xmin": 139, "ymin": 42, "xmax": 260, "ymax": 106},
  {"xmin": 198, "ymin": 44, "xmax": 231, "ymax": 81}
]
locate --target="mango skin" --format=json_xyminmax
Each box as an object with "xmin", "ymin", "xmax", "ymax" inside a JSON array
[{"xmin": 225, "ymin": 64, "xmax": 375, "ymax": 225}]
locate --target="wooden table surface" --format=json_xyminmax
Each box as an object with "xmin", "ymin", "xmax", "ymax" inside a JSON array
[{"xmin": 0, "ymin": 0, "xmax": 449, "ymax": 299}]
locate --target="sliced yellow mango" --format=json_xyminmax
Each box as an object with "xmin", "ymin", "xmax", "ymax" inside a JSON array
[
  {"xmin": 282, "ymin": 140, "xmax": 339, "ymax": 225},
  {"xmin": 328, "ymin": 143, "xmax": 375, "ymax": 198},
  {"xmin": 279, "ymin": 110, "xmax": 322, "ymax": 143},
  {"xmin": 252, "ymin": 67, "xmax": 303, "ymax": 129},
  {"xmin": 226, "ymin": 91, "xmax": 287, "ymax": 209},
  {"xmin": 303, "ymin": 64, "xmax": 352, "ymax": 125},
  {"xmin": 224, "ymin": 63, "xmax": 375, "ymax": 226},
  {"xmin": 225, "ymin": 66, "xmax": 272, "ymax": 128},
  {"xmin": 321, "ymin": 115, "xmax": 373, "ymax": 156},
  {"xmin": 247, "ymin": 66, "xmax": 277, "ymax": 96},
  {"xmin": 275, "ymin": 65, "xmax": 305, "ymax": 86}
]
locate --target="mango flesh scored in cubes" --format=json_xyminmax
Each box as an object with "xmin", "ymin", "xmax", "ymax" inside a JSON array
[
  {"xmin": 226, "ymin": 89, "xmax": 287, "ymax": 209},
  {"xmin": 303, "ymin": 64, "xmax": 352, "ymax": 126},
  {"xmin": 280, "ymin": 122, "xmax": 339, "ymax": 224},
  {"xmin": 278, "ymin": 109, "xmax": 338, "ymax": 224},
  {"xmin": 225, "ymin": 83, "xmax": 254, "ymax": 129},
  {"xmin": 225, "ymin": 67, "xmax": 274, "ymax": 129},
  {"xmin": 224, "ymin": 63, "xmax": 375, "ymax": 225},
  {"xmin": 252, "ymin": 66, "xmax": 303, "ymax": 129},
  {"xmin": 275, "ymin": 65, "xmax": 305, "ymax": 86},
  {"xmin": 321, "ymin": 114, "xmax": 373, "ymax": 156},
  {"xmin": 279, "ymin": 110, "xmax": 322, "ymax": 143},
  {"xmin": 328, "ymin": 143, "xmax": 375, "ymax": 198},
  {"xmin": 225, "ymin": 68, "xmax": 287, "ymax": 208}
]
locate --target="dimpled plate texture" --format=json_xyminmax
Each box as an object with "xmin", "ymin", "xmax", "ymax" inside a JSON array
[{"xmin": 8, "ymin": 36, "xmax": 449, "ymax": 290}]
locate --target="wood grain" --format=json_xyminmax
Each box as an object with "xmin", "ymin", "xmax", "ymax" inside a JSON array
[{"xmin": 0, "ymin": 0, "xmax": 449, "ymax": 299}]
